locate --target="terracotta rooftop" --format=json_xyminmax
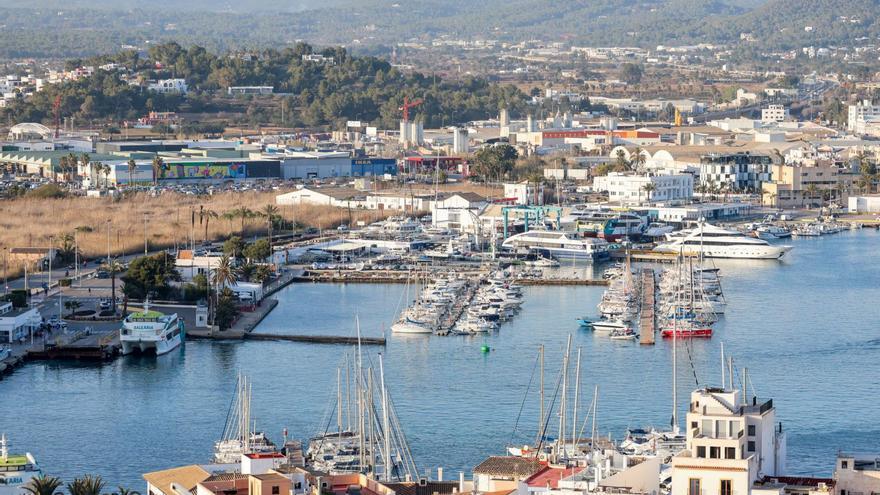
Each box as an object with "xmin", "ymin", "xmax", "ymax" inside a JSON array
[
  {"xmin": 473, "ymin": 456, "xmax": 543, "ymax": 477},
  {"xmin": 143, "ymin": 465, "xmax": 211, "ymax": 495}
]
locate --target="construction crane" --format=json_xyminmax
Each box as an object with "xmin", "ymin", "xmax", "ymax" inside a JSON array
[
  {"xmin": 52, "ymin": 95, "xmax": 62, "ymax": 138},
  {"xmin": 398, "ymin": 96, "xmax": 423, "ymax": 122}
]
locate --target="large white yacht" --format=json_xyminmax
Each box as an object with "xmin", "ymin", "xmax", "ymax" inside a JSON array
[
  {"xmin": 501, "ymin": 230, "xmax": 609, "ymax": 261},
  {"xmin": 119, "ymin": 302, "xmax": 184, "ymax": 355},
  {"xmin": 654, "ymin": 223, "xmax": 792, "ymax": 259},
  {"xmin": 0, "ymin": 434, "xmax": 42, "ymax": 495}
]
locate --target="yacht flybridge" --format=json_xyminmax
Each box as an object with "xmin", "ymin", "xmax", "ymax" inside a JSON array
[{"xmin": 654, "ymin": 223, "xmax": 792, "ymax": 259}]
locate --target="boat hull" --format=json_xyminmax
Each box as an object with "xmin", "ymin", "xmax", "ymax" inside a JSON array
[
  {"xmin": 391, "ymin": 321, "xmax": 433, "ymax": 334},
  {"xmin": 120, "ymin": 333, "xmax": 182, "ymax": 355},
  {"xmin": 661, "ymin": 328, "xmax": 713, "ymax": 338}
]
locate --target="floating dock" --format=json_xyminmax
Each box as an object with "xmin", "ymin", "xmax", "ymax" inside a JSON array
[
  {"xmin": 27, "ymin": 331, "xmax": 120, "ymax": 361},
  {"xmin": 639, "ymin": 269, "xmax": 656, "ymax": 345}
]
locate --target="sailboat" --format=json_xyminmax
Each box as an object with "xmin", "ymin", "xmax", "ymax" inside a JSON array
[
  {"xmin": 213, "ymin": 374, "xmax": 277, "ymax": 464},
  {"xmin": 307, "ymin": 321, "xmax": 418, "ymax": 482}
]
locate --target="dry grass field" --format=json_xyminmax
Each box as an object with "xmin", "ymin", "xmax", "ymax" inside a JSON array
[{"xmin": 0, "ymin": 190, "xmax": 392, "ymax": 275}]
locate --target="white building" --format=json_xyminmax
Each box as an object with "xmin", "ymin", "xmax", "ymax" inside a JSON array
[
  {"xmin": 504, "ymin": 182, "xmax": 545, "ymax": 205},
  {"xmin": 275, "ymin": 187, "xmax": 364, "ymax": 208},
  {"xmin": 431, "ymin": 192, "xmax": 487, "ymax": 233},
  {"xmin": 834, "ymin": 453, "xmax": 880, "ymax": 495},
  {"xmin": 593, "ymin": 172, "xmax": 693, "ymax": 206},
  {"xmin": 670, "ymin": 386, "xmax": 786, "ymax": 495},
  {"xmin": 148, "ymin": 78, "xmax": 188, "ymax": 94},
  {"xmin": 847, "ymin": 194, "xmax": 880, "ymax": 213},
  {"xmin": 847, "ymin": 100, "xmax": 880, "ymax": 133},
  {"xmin": 762, "ymin": 105, "xmax": 789, "ymax": 123},
  {"xmin": 0, "ymin": 302, "xmax": 41, "ymax": 344}
]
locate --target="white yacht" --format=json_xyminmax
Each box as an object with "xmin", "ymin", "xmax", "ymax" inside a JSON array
[
  {"xmin": 501, "ymin": 231, "xmax": 609, "ymax": 261},
  {"xmin": 654, "ymin": 223, "xmax": 792, "ymax": 259},
  {"xmin": 391, "ymin": 307, "xmax": 436, "ymax": 334},
  {"xmin": 0, "ymin": 434, "xmax": 42, "ymax": 495},
  {"xmin": 119, "ymin": 302, "xmax": 184, "ymax": 355}
]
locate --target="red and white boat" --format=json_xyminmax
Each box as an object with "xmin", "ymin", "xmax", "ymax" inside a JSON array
[{"xmin": 661, "ymin": 321, "xmax": 713, "ymax": 338}]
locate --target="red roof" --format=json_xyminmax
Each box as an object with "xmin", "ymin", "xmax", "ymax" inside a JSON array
[
  {"xmin": 245, "ymin": 452, "xmax": 285, "ymax": 459},
  {"xmin": 524, "ymin": 466, "xmax": 585, "ymax": 489}
]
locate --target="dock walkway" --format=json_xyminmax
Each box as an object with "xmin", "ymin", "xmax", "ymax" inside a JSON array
[{"xmin": 639, "ymin": 269, "xmax": 656, "ymax": 345}]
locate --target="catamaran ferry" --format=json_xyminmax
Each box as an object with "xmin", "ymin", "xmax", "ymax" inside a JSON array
[
  {"xmin": 119, "ymin": 302, "xmax": 184, "ymax": 355},
  {"xmin": 0, "ymin": 434, "xmax": 41, "ymax": 495}
]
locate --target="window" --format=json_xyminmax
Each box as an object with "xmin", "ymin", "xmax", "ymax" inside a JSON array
[
  {"xmin": 748, "ymin": 441, "xmax": 756, "ymax": 452},
  {"xmin": 726, "ymin": 447, "xmax": 736, "ymax": 459},
  {"xmin": 688, "ymin": 478, "xmax": 701, "ymax": 495},
  {"xmin": 748, "ymin": 425, "xmax": 756, "ymax": 436},
  {"xmin": 697, "ymin": 446, "xmax": 706, "ymax": 458},
  {"xmin": 710, "ymin": 446, "xmax": 721, "ymax": 459},
  {"xmin": 721, "ymin": 480, "xmax": 732, "ymax": 495},
  {"xmin": 841, "ymin": 461, "xmax": 848, "ymax": 469},
  {"xmin": 691, "ymin": 421, "xmax": 698, "ymax": 428},
  {"xmin": 272, "ymin": 487, "xmax": 280, "ymax": 495}
]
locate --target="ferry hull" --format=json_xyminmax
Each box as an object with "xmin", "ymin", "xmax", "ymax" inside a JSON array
[{"xmin": 120, "ymin": 334, "xmax": 182, "ymax": 355}]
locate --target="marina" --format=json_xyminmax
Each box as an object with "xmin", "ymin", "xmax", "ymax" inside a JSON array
[{"xmin": 0, "ymin": 229, "xmax": 878, "ymax": 488}]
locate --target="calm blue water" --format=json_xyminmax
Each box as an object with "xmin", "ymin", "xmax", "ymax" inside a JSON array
[{"xmin": 1, "ymin": 230, "xmax": 879, "ymax": 487}]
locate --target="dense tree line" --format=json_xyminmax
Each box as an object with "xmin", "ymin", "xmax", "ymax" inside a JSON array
[{"xmin": 0, "ymin": 42, "xmax": 526, "ymax": 129}]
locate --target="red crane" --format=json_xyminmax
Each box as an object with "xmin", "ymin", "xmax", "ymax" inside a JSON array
[
  {"xmin": 52, "ymin": 95, "xmax": 62, "ymax": 138},
  {"xmin": 398, "ymin": 96, "xmax": 423, "ymax": 122}
]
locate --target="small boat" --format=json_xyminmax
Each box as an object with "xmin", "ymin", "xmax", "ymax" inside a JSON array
[
  {"xmin": 590, "ymin": 319, "xmax": 628, "ymax": 333},
  {"xmin": 610, "ymin": 328, "xmax": 638, "ymax": 340},
  {"xmin": 576, "ymin": 317, "xmax": 593, "ymax": 327},
  {"xmin": 522, "ymin": 256, "xmax": 560, "ymax": 268}
]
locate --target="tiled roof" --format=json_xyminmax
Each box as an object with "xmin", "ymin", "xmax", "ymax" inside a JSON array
[
  {"xmin": 383, "ymin": 481, "xmax": 459, "ymax": 495},
  {"xmin": 473, "ymin": 456, "xmax": 543, "ymax": 477},
  {"xmin": 143, "ymin": 465, "xmax": 211, "ymax": 495}
]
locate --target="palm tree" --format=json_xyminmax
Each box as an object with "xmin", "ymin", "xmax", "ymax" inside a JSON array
[
  {"xmin": 79, "ymin": 153, "xmax": 90, "ymax": 181},
  {"xmin": 200, "ymin": 208, "xmax": 219, "ymax": 242},
  {"xmin": 23, "ymin": 475, "xmax": 63, "ymax": 495},
  {"xmin": 127, "ymin": 159, "xmax": 137, "ymax": 187},
  {"xmin": 260, "ymin": 204, "xmax": 280, "ymax": 254},
  {"xmin": 101, "ymin": 163, "xmax": 112, "ymax": 189},
  {"xmin": 804, "ymin": 183, "xmax": 819, "ymax": 208},
  {"xmin": 641, "ymin": 182, "xmax": 656, "ymax": 204},
  {"xmin": 151, "ymin": 156, "xmax": 165, "ymax": 186},
  {"xmin": 632, "ymin": 147, "xmax": 646, "ymax": 172},
  {"xmin": 67, "ymin": 475, "xmax": 106, "ymax": 495},
  {"xmin": 102, "ymin": 258, "xmax": 124, "ymax": 316},
  {"xmin": 233, "ymin": 207, "xmax": 256, "ymax": 235},
  {"xmin": 211, "ymin": 254, "xmax": 237, "ymax": 325}
]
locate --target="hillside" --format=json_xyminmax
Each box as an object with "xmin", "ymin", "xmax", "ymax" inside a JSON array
[{"xmin": 0, "ymin": 0, "xmax": 875, "ymax": 58}]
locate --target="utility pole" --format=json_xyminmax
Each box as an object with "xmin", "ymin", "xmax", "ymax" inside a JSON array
[{"xmin": 143, "ymin": 212, "xmax": 148, "ymax": 255}]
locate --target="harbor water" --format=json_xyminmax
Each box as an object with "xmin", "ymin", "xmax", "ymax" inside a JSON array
[{"xmin": 1, "ymin": 229, "xmax": 879, "ymax": 487}]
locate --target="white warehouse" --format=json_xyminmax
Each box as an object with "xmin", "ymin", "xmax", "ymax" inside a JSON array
[{"xmin": 593, "ymin": 172, "xmax": 693, "ymax": 206}]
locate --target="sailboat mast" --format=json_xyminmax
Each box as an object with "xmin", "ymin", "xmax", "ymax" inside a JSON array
[
  {"xmin": 539, "ymin": 344, "xmax": 544, "ymax": 443},
  {"xmin": 379, "ymin": 353, "xmax": 392, "ymax": 482},
  {"xmin": 346, "ymin": 356, "xmax": 352, "ymax": 432},
  {"xmin": 590, "ymin": 385, "xmax": 598, "ymax": 457},
  {"xmin": 572, "ymin": 347, "xmax": 581, "ymax": 449},
  {"xmin": 559, "ymin": 335, "xmax": 572, "ymax": 460},
  {"xmin": 337, "ymin": 367, "xmax": 343, "ymax": 434},
  {"xmin": 672, "ymin": 248, "xmax": 681, "ymax": 432},
  {"xmin": 356, "ymin": 317, "xmax": 365, "ymax": 472},
  {"xmin": 721, "ymin": 342, "xmax": 726, "ymax": 388},
  {"xmin": 367, "ymin": 367, "xmax": 375, "ymax": 474}
]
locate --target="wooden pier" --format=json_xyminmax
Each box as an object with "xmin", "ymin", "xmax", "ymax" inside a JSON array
[
  {"xmin": 245, "ymin": 333, "xmax": 386, "ymax": 346},
  {"xmin": 639, "ymin": 268, "xmax": 656, "ymax": 345}
]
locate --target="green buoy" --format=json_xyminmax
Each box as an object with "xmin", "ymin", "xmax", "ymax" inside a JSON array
[{"xmin": 481, "ymin": 345, "xmax": 491, "ymax": 353}]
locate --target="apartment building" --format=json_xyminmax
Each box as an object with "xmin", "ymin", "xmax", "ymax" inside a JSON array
[
  {"xmin": 593, "ymin": 172, "xmax": 694, "ymax": 206},
  {"xmin": 671, "ymin": 386, "xmax": 786, "ymax": 495},
  {"xmin": 761, "ymin": 163, "xmax": 850, "ymax": 208}
]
